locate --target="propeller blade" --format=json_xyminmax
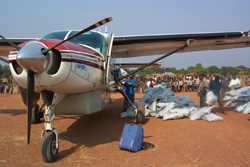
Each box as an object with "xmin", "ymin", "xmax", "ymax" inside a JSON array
[
  {"xmin": 0, "ymin": 34, "xmax": 21, "ymax": 51},
  {"xmin": 42, "ymin": 17, "xmax": 113, "ymax": 55},
  {"xmin": 27, "ymin": 71, "xmax": 34, "ymax": 144}
]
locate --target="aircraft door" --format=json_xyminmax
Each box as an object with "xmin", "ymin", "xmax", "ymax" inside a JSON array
[{"xmin": 104, "ymin": 33, "xmax": 114, "ymax": 84}]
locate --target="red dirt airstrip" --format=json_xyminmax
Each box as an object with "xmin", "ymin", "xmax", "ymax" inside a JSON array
[{"xmin": 1, "ymin": 91, "xmax": 250, "ymax": 167}]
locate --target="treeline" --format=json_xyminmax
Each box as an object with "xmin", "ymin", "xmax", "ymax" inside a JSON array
[
  {"xmin": 124, "ymin": 63, "xmax": 250, "ymax": 77},
  {"xmin": 1, "ymin": 63, "xmax": 250, "ymax": 78},
  {"xmin": 0, "ymin": 65, "xmax": 11, "ymax": 78}
]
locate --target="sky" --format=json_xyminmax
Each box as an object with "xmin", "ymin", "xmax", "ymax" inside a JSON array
[{"xmin": 1, "ymin": 0, "xmax": 250, "ymax": 69}]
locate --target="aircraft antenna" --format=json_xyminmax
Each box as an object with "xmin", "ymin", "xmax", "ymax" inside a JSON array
[{"xmin": 105, "ymin": 24, "xmax": 108, "ymax": 33}]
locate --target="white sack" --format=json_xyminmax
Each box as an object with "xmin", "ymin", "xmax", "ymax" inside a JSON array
[
  {"xmin": 224, "ymin": 100, "xmax": 233, "ymax": 106},
  {"xmin": 189, "ymin": 106, "xmax": 213, "ymax": 120},
  {"xmin": 235, "ymin": 103, "xmax": 247, "ymax": 112},
  {"xmin": 148, "ymin": 110, "xmax": 160, "ymax": 117},
  {"xmin": 202, "ymin": 113, "xmax": 223, "ymax": 122},
  {"xmin": 223, "ymin": 96, "xmax": 232, "ymax": 101},
  {"xmin": 169, "ymin": 108, "xmax": 190, "ymax": 117},
  {"xmin": 158, "ymin": 102, "xmax": 177, "ymax": 117},
  {"xmin": 163, "ymin": 112, "xmax": 184, "ymax": 120},
  {"xmin": 242, "ymin": 102, "xmax": 250, "ymax": 114},
  {"xmin": 121, "ymin": 106, "xmax": 135, "ymax": 118},
  {"xmin": 156, "ymin": 102, "xmax": 169, "ymax": 109},
  {"xmin": 149, "ymin": 99, "xmax": 157, "ymax": 111},
  {"xmin": 205, "ymin": 91, "xmax": 217, "ymax": 105}
]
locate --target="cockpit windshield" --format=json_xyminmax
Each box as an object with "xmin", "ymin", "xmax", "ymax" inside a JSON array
[
  {"xmin": 43, "ymin": 31, "xmax": 106, "ymax": 54},
  {"xmin": 43, "ymin": 31, "xmax": 68, "ymax": 40}
]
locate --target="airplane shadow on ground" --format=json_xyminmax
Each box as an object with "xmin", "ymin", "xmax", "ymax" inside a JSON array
[
  {"xmin": 0, "ymin": 109, "xmax": 26, "ymax": 116},
  {"xmin": 58, "ymin": 97, "xmax": 149, "ymax": 161}
]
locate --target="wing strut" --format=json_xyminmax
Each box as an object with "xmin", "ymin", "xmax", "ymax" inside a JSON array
[
  {"xmin": 118, "ymin": 39, "xmax": 195, "ymax": 81},
  {"xmin": 0, "ymin": 57, "xmax": 8, "ymax": 64}
]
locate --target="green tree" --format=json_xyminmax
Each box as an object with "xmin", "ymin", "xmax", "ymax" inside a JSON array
[
  {"xmin": 227, "ymin": 66, "xmax": 239, "ymax": 75},
  {"xmin": 187, "ymin": 66, "xmax": 194, "ymax": 74},
  {"xmin": 193, "ymin": 63, "xmax": 203, "ymax": 75},
  {"xmin": 123, "ymin": 68, "xmax": 131, "ymax": 74},
  {"xmin": 207, "ymin": 65, "xmax": 220, "ymax": 74},
  {"xmin": 237, "ymin": 65, "xmax": 247, "ymax": 71},
  {"xmin": 175, "ymin": 68, "xmax": 188, "ymax": 75},
  {"xmin": 245, "ymin": 69, "xmax": 250, "ymax": 75},
  {"xmin": 220, "ymin": 66, "xmax": 227, "ymax": 74},
  {"xmin": 0, "ymin": 65, "xmax": 10, "ymax": 78}
]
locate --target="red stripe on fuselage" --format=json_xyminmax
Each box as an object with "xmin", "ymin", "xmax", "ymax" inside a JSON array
[
  {"xmin": 60, "ymin": 50, "xmax": 104, "ymax": 62},
  {"xmin": 10, "ymin": 39, "xmax": 104, "ymax": 58}
]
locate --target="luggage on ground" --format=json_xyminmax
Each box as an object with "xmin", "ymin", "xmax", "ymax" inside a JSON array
[{"xmin": 119, "ymin": 124, "xmax": 144, "ymax": 152}]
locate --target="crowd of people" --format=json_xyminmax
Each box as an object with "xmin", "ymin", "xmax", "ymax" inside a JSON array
[
  {"xmin": 0, "ymin": 78, "xmax": 14, "ymax": 96},
  {"xmin": 122, "ymin": 74, "xmax": 200, "ymax": 94},
  {"xmin": 122, "ymin": 73, "xmax": 248, "ymax": 94}
]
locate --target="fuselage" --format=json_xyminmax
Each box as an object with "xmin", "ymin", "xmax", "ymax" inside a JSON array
[{"xmin": 8, "ymin": 30, "xmax": 113, "ymax": 94}]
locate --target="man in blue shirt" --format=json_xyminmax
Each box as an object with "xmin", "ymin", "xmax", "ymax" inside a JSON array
[
  {"xmin": 123, "ymin": 74, "xmax": 136, "ymax": 112},
  {"xmin": 210, "ymin": 75, "xmax": 227, "ymax": 115}
]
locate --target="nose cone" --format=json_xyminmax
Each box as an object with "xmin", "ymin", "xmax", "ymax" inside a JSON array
[{"xmin": 17, "ymin": 42, "xmax": 48, "ymax": 74}]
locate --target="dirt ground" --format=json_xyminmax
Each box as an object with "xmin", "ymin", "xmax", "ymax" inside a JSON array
[{"xmin": 1, "ymin": 91, "xmax": 250, "ymax": 167}]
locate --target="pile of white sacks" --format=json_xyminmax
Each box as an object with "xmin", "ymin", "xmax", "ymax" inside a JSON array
[
  {"xmin": 121, "ymin": 85, "xmax": 223, "ymax": 122},
  {"xmin": 224, "ymin": 86, "xmax": 250, "ymax": 114}
]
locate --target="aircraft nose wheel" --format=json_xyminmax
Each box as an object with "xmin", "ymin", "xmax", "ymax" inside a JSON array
[{"xmin": 41, "ymin": 131, "xmax": 59, "ymax": 163}]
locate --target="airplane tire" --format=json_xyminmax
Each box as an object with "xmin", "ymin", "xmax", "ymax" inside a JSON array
[
  {"xmin": 136, "ymin": 110, "xmax": 145, "ymax": 123},
  {"xmin": 31, "ymin": 104, "xmax": 40, "ymax": 124},
  {"xmin": 136, "ymin": 102, "xmax": 145, "ymax": 123},
  {"xmin": 41, "ymin": 131, "xmax": 58, "ymax": 163}
]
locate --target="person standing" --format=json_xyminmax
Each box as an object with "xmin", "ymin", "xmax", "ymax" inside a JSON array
[
  {"xmin": 198, "ymin": 73, "xmax": 209, "ymax": 107},
  {"xmin": 139, "ymin": 79, "xmax": 143, "ymax": 93},
  {"xmin": 163, "ymin": 79, "xmax": 168, "ymax": 88},
  {"xmin": 0, "ymin": 83, "xmax": 2, "ymax": 96},
  {"xmin": 1, "ymin": 83, "xmax": 5, "ymax": 96},
  {"xmin": 221, "ymin": 70, "xmax": 231, "ymax": 100},
  {"xmin": 245, "ymin": 76, "xmax": 250, "ymax": 86},
  {"xmin": 229, "ymin": 74, "xmax": 241, "ymax": 90},
  {"xmin": 210, "ymin": 76, "xmax": 227, "ymax": 115},
  {"xmin": 123, "ymin": 74, "xmax": 136, "ymax": 112}
]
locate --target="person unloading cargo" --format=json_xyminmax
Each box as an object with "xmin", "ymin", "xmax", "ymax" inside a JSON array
[
  {"xmin": 210, "ymin": 75, "xmax": 227, "ymax": 115},
  {"xmin": 198, "ymin": 72, "xmax": 209, "ymax": 107},
  {"xmin": 122, "ymin": 74, "xmax": 136, "ymax": 112}
]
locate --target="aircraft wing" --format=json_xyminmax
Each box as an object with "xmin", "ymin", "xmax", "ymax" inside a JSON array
[
  {"xmin": 115, "ymin": 61, "xmax": 162, "ymax": 68},
  {"xmin": 0, "ymin": 38, "xmax": 35, "ymax": 56},
  {"xmin": 112, "ymin": 31, "xmax": 250, "ymax": 58}
]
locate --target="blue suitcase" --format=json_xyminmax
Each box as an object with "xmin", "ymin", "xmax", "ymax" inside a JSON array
[{"xmin": 119, "ymin": 124, "xmax": 144, "ymax": 152}]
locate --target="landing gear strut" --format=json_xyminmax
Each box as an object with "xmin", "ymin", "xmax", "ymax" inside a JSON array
[
  {"xmin": 41, "ymin": 106, "xmax": 59, "ymax": 162},
  {"xmin": 31, "ymin": 104, "xmax": 44, "ymax": 124}
]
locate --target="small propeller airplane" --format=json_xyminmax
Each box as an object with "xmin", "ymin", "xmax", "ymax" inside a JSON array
[{"xmin": 0, "ymin": 17, "xmax": 250, "ymax": 162}]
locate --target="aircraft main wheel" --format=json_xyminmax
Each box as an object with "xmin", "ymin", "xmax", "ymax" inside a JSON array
[
  {"xmin": 136, "ymin": 102, "xmax": 145, "ymax": 123},
  {"xmin": 31, "ymin": 104, "xmax": 40, "ymax": 124},
  {"xmin": 41, "ymin": 131, "xmax": 58, "ymax": 163}
]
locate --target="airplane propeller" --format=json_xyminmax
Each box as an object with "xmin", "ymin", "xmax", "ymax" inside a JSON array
[
  {"xmin": 0, "ymin": 17, "xmax": 113, "ymax": 145},
  {"xmin": 27, "ymin": 71, "xmax": 34, "ymax": 144}
]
